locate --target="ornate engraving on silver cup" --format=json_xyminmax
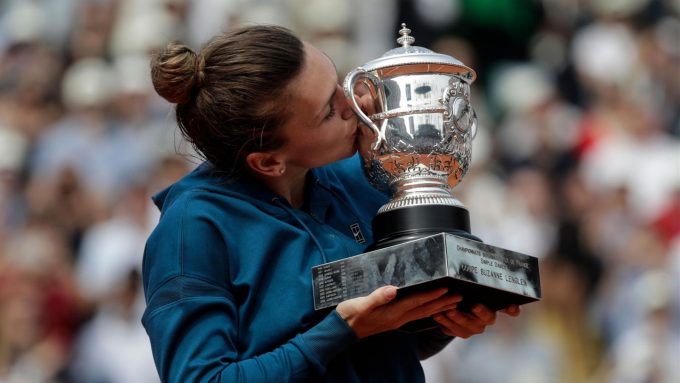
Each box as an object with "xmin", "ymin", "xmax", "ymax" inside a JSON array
[{"xmin": 344, "ymin": 24, "xmax": 478, "ymax": 214}]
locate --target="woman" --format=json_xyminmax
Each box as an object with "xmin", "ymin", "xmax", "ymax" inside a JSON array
[{"xmin": 143, "ymin": 25, "xmax": 518, "ymax": 382}]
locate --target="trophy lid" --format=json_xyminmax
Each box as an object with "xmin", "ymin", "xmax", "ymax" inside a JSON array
[{"xmin": 360, "ymin": 24, "xmax": 476, "ymax": 83}]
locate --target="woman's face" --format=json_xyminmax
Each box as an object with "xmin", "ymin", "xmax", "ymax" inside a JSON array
[{"xmin": 275, "ymin": 43, "xmax": 358, "ymax": 171}]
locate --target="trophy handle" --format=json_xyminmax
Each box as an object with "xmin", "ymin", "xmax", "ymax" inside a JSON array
[{"xmin": 343, "ymin": 67, "xmax": 382, "ymax": 149}]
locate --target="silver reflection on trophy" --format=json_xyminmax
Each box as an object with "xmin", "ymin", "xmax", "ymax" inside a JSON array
[{"xmin": 344, "ymin": 24, "xmax": 478, "ymax": 214}]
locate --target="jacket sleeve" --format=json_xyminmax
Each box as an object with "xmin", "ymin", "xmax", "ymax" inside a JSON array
[
  {"xmin": 142, "ymin": 279, "xmax": 357, "ymax": 382},
  {"xmin": 415, "ymin": 327, "xmax": 454, "ymax": 360},
  {"xmin": 141, "ymin": 195, "xmax": 358, "ymax": 382}
]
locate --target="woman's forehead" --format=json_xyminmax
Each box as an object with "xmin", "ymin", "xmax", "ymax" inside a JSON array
[{"xmin": 287, "ymin": 44, "xmax": 337, "ymax": 106}]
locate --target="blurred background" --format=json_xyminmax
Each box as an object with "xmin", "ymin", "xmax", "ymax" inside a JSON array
[{"xmin": 0, "ymin": 0, "xmax": 678, "ymax": 382}]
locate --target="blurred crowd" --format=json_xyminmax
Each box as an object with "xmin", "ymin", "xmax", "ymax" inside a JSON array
[{"xmin": 0, "ymin": 0, "xmax": 677, "ymax": 382}]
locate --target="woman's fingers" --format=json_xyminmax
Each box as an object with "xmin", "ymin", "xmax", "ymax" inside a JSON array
[
  {"xmin": 470, "ymin": 304, "xmax": 496, "ymax": 325},
  {"xmin": 337, "ymin": 288, "xmax": 520, "ymax": 340},
  {"xmin": 432, "ymin": 304, "xmax": 500, "ymax": 338},
  {"xmin": 337, "ymin": 285, "xmax": 397, "ymax": 321},
  {"xmin": 387, "ymin": 288, "xmax": 449, "ymax": 311},
  {"xmin": 433, "ymin": 312, "xmax": 476, "ymax": 338},
  {"xmin": 337, "ymin": 288, "xmax": 463, "ymax": 338},
  {"xmin": 361, "ymin": 285, "xmax": 398, "ymax": 310},
  {"xmin": 357, "ymin": 93, "xmax": 376, "ymax": 116},
  {"xmin": 500, "ymin": 305, "xmax": 521, "ymax": 317},
  {"xmin": 434, "ymin": 309, "xmax": 486, "ymax": 338},
  {"xmin": 396, "ymin": 293, "xmax": 463, "ymax": 324},
  {"xmin": 350, "ymin": 91, "xmax": 376, "ymax": 118}
]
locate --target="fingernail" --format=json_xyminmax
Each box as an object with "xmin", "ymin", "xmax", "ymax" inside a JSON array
[{"xmin": 384, "ymin": 286, "xmax": 397, "ymax": 299}]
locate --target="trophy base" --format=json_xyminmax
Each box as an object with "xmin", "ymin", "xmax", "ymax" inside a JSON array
[
  {"xmin": 371, "ymin": 204, "xmax": 479, "ymax": 249},
  {"xmin": 311, "ymin": 233, "xmax": 541, "ymax": 332}
]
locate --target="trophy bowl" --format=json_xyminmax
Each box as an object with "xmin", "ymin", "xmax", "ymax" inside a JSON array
[{"xmin": 344, "ymin": 24, "xmax": 480, "ymax": 249}]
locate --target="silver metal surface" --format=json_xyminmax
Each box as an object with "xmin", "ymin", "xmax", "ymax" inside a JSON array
[
  {"xmin": 345, "ymin": 24, "xmax": 479, "ymax": 213},
  {"xmin": 354, "ymin": 23, "xmax": 476, "ymax": 80}
]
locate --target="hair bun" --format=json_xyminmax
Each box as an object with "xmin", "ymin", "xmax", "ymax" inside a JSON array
[{"xmin": 150, "ymin": 42, "xmax": 203, "ymax": 104}]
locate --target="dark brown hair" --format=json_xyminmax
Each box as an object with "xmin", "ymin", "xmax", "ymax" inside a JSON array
[{"xmin": 150, "ymin": 25, "xmax": 305, "ymax": 176}]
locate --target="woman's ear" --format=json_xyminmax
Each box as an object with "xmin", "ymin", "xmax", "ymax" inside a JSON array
[{"xmin": 245, "ymin": 152, "xmax": 286, "ymax": 177}]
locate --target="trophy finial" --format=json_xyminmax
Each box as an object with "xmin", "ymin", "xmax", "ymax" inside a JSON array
[{"xmin": 396, "ymin": 23, "xmax": 415, "ymax": 47}]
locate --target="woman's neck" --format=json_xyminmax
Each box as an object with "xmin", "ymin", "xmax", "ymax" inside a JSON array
[{"xmin": 259, "ymin": 168, "xmax": 309, "ymax": 208}]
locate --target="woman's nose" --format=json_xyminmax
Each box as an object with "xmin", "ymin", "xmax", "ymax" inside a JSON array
[
  {"xmin": 333, "ymin": 85, "xmax": 354, "ymax": 120},
  {"xmin": 341, "ymin": 103, "xmax": 355, "ymax": 120},
  {"xmin": 340, "ymin": 98, "xmax": 356, "ymax": 121}
]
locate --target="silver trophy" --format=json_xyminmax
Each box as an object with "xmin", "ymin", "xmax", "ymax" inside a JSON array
[
  {"xmin": 312, "ymin": 25, "xmax": 540, "ymax": 329},
  {"xmin": 344, "ymin": 24, "xmax": 480, "ymax": 248}
]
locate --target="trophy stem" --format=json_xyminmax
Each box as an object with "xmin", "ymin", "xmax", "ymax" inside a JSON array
[{"xmin": 379, "ymin": 176, "xmax": 464, "ymax": 214}]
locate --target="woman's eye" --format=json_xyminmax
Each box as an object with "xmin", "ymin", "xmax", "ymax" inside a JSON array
[{"xmin": 324, "ymin": 104, "xmax": 336, "ymax": 121}]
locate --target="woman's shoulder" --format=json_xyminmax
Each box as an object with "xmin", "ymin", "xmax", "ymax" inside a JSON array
[
  {"xmin": 143, "ymin": 165, "xmax": 238, "ymax": 296},
  {"xmin": 151, "ymin": 162, "xmax": 223, "ymax": 212},
  {"xmin": 152, "ymin": 162, "xmax": 279, "ymax": 218}
]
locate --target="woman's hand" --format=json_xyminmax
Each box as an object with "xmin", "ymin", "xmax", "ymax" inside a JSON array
[
  {"xmin": 432, "ymin": 304, "xmax": 521, "ymax": 338},
  {"xmin": 336, "ymin": 286, "xmax": 462, "ymax": 339}
]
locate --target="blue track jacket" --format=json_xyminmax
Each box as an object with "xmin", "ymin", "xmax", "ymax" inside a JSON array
[{"xmin": 142, "ymin": 154, "xmax": 452, "ymax": 382}]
